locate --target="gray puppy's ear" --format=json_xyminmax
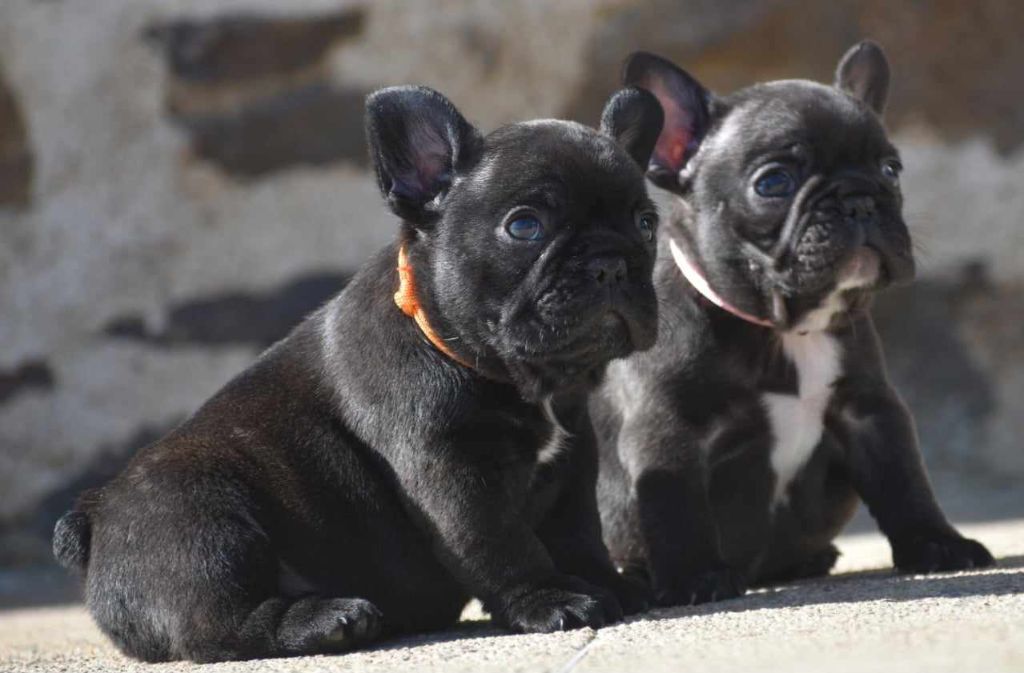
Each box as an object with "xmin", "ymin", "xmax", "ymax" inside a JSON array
[
  {"xmin": 365, "ymin": 86, "xmax": 482, "ymax": 226},
  {"xmin": 599, "ymin": 87, "xmax": 664, "ymax": 170},
  {"xmin": 835, "ymin": 40, "xmax": 891, "ymax": 115},
  {"xmin": 622, "ymin": 51, "xmax": 712, "ymax": 192}
]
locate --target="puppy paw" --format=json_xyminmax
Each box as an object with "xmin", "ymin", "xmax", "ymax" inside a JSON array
[
  {"xmin": 496, "ymin": 576, "xmax": 623, "ymax": 633},
  {"xmin": 764, "ymin": 544, "xmax": 841, "ymax": 584},
  {"xmin": 893, "ymin": 533, "xmax": 995, "ymax": 573},
  {"xmin": 322, "ymin": 598, "xmax": 384, "ymax": 644},
  {"xmin": 654, "ymin": 564, "xmax": 747, "ymax": 607},
  {"xmin": 603, "ymin": 571, "xmax": 653, "ymax": 615},
  {"xmin": 280, "ymin": 597, "xmax": 383, "ymax": 654}
]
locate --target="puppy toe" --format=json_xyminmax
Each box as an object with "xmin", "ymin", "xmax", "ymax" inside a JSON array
[
  {"xmin": 608, "ymin": 573, "xmax": 653, "ymax": 615},
  {"xmin": 894, "ymin": 534, "xmax": 996, "ymax": 574},
  {"xmin": 309, "ymin": 598, "xmax": 384, "ymax": 651},
  {"xmin": 497, "ymin": 578, "xmax": 623, "ymax": 633},
  {"xmin": 656, "ymin": 565, "xmax": 747, "ymax": 607}
]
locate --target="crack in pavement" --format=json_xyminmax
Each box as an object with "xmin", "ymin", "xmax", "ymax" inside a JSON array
[{"xmin": 554, "ymin": 628, "xmax": 600, "ymax": 673}]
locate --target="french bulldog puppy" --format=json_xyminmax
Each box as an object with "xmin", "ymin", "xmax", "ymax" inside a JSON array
[
  {"xmin": 53, "ymin": 85, "xmax": 664, "ymax": 662},
  {"xmin": 593, "ymin": 42, "xmax": 994, "ymax": 607}
]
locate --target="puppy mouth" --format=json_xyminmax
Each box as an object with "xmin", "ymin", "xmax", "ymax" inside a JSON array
[
  {"xmin": 596, "ymin": 310, "xmax": 634, "ymax": 352},
  {"xmin": 515, "ymin": 309, "xmax": 633, "ymax": 361},
  {"xmin": 780, "ymin": 246, "xmax": 883, "ymax": 332},
  {"xmin": 496, "ymin": 282, "xmax": 657, "ymax": 399},
  {"xmin": 839, "ymin": 246, "xmax": 882, "ymax": 289}
]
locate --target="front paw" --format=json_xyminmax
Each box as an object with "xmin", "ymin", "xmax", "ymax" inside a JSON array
[
  {"xmin": 495, "ymin": 575, "xmax": 623, "ymax": 633},
  {"xmin": 600, "ymin": 571, "xmax": 653, "ymax": 616},
  {"xmin": 892, "ymin": 533, "xmax": 995, "ymax": 573},
  {"xmin": 654, "ymin": 564, "xmax": 747, "ymax": 607}
]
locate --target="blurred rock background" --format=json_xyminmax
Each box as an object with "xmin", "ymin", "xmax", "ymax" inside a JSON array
[{"xmin": 0, "ymin": 0, "xmax": 1022, "ymax": 573}]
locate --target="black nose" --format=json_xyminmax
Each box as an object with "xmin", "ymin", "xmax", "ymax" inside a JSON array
[
  {"xmin": 587, "ymin": 256, "xmax": 627, "ymax": 285},
  {"xmin": 842, "ymin": 195, "xmax": 877, "ymax": 224}
]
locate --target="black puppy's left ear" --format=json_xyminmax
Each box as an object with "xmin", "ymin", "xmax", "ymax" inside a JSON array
[
  {"xmin": 365, "ymin": 86, "xmax": 482, "ymax": 226},
  {"xmin": 600, "ymin": 87, "xmax": 664, "ymax": 170},
  {"xmin": 622, "ymin": 51, "xmax": 712, "ymax": 193},
  {"xmin": 835, "ymin": 40, "xmax": 890, "ymax": 115}
]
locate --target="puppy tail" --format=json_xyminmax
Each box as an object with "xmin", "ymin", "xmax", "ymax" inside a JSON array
[{"xmin": 53, "ymin": 509, "xmax": 91, "ymax": 571}]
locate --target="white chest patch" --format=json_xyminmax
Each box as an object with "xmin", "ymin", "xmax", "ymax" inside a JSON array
[
  {"xmin": 762, "ymin": 331, "xmax": 842, "ymax": 506},
  {"xmin": 538, "ymin": 397, "xmax": 570, "ymax": 464}
]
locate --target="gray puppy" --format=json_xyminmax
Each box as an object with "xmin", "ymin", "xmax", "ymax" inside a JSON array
[{"xmin": 592, "ymin": 42, "xmax": 994, "ymax": 606}]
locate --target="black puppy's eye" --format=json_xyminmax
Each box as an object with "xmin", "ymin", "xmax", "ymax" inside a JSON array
[
  {"xmin": 881, "ymin": 159, "xmax": 902, "ymax": 183},
  {"xmin": 637, "ymin": 212, "xmax": 657, "ymax": 243},
  {"xmin": 506, "ymin": 215, "xmax": 544, "ymax": 241},
  {"xmin": 754, "ymin": 168, "xmax": 797, "ymax": 198}
]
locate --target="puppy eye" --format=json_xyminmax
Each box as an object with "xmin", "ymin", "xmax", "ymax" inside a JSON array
[
  {"xmin": 754, "ymin": 168, "xmax": 797, "ymax": 198},
  {"xmin": 636, "ymin": 212, "xmax": 657, "ymax": 243},
  {"xmin": 506, "ymin": 215, "xmax": 544, "ymax": 241},
  {"xmin": 881, "ymin": 159, "xmax": 902, "ymax": 183}
]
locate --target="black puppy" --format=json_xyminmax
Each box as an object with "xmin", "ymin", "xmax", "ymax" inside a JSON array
[
  {"xmin": 53, "ymin": 85, "xmax": 664, "ymax": 661},
  {"xmin": 593, "ymin": 42, "xmax": 993, "ymax": 606}
]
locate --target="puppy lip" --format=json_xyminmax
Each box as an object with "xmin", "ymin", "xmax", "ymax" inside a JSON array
[
  {"xmin": 507, "ymin": 308, "xmax": 636, "ymax": 363},
  {"xmin": 837, "ymin": 247, "xmax": 881, "ymax": 290},
  {"xmin": 599, "ymin": 309, "xmax": 627, "ymax": 330},
  {"xmin": 863, "ymin": 243, "xmax": 907, "ymax": 288},
  {"xmin": 598, "ymin": 309, "xmax": 637, "ymax": 355}
]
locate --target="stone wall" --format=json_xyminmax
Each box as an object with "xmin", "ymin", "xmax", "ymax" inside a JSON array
[{"xmin": 0, "ymin": 0, "xmax": 1021, "ymax": 566}]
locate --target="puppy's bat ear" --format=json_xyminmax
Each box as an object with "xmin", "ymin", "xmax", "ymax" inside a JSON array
[
  {"xmin": 600, "ymin": 87, "xmax": 664, "ymax": 170},
  {"xmin": 365, "ymin": 86, "xmax": 482, "ymax": 226},
  {"xmin": 622, "ymin": 51, "xmax": 711, "ymax": 193},
  {"xmin": 835, "ymin": 40, "xmax": 890, "ymax": 116}
]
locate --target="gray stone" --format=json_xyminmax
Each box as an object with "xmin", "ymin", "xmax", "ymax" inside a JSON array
[
  {"xmin": 0, "ymin": 64, "xmax": 32, "ymax": 208},
  {"xmin": 0, "ymin": 361, "xmax": 53, "ymax": 406}
]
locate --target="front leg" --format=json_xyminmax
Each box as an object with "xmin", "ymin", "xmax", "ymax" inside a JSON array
[
  {"xmin": 619, "ymin": 410, "xmax": 747, "ymax": 606},
  {"xmin": 394, "ymin": 433, "xmax": 622, "ymax": 633},
  {"xmin": 835, "ymin": 384, "xmax": 994, "ymax": 572},
  {"xmin": 535, "ymin": 402, "xmax": 651, "ymax": 615}
]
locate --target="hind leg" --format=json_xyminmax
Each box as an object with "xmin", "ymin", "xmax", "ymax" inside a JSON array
[
  {"xmin": 750, "ymin": 447, "xmax": 860, "ymax": 585},
  {"xmin": 216, "ymin": 596, "xmax": 382, "ymax": 662},
  {"xmin": 85, "ymin": 477, "xmax": 384, "ymax": 662}
]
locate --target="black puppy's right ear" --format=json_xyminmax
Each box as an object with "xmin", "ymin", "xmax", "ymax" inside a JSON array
[
  {"xmin": 600, "ymin": 87, "xmax": 664, "ymax": 170},
  {"xmin": 834, "ymin": 40, "xmax": 890, "ymax": 116},
  {"xmin": 365, "ymin": 86, "xmax": 481, "ymax": 226},
  {"xmin": 622, "ymin": 51, "xmax": 711, "ymax": 192}
]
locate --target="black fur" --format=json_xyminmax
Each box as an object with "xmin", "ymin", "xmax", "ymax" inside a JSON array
[
  {"xmin": 54, "ymin": 85, "xmax": 663, "ymax": 662},
  {"xmin": 594, "ymin": 43, "xmax": 993, "ymax": 607}
]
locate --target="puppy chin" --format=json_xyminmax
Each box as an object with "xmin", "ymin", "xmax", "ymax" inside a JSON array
[
  {"xmin": 612, "ymin": 309, "xmax": 658, "ymax": 352},
  {"xmin": 500, "ymin": 312, "xmax": 647, "ymax": 401},
  {"xmin": 503, "ymin": 357, "xmax": 609, "ymax": 403},
  {"xmin": 786, "ymin": 247, "xmax": 883, "ymax": 333},
  {"xmin": 550, "ymin": 305, "xmax": 656, "ymax": 360}
]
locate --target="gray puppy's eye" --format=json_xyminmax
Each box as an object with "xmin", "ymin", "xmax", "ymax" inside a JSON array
[
  {"xmin": 754, "ymin": 168, "xmax": 797, "ymax": 198},
  {"xmin": 506, "ymin": 214, "xmax": 544, "ymax": 241},
  {"xmin": 881, "ymin": 158, "xmax": 902, "ymax": 183}
]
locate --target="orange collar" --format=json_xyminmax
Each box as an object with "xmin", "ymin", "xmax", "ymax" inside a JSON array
[{"xmin": 394, "ymin": 245, "xmax": 473, "ymax": 368}]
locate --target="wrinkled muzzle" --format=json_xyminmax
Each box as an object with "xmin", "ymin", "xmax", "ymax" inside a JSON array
[
  {"xmin": 742, "ymin": 174, "xmax": 915, "ymax": 322},
  {"xmin": 496, "ymin": 236, "xmax": 658, "ymax": 397}
]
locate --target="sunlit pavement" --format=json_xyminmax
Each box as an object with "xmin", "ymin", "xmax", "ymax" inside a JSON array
[{"xmin": 1, "ymin": 518, "xmax": 1022, "ymax": 673}]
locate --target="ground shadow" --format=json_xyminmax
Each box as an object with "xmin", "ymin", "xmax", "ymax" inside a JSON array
[
  {"xmin": 630, "ymin": 554, "xmax": 1024, "ymax": 627},
  {"xmin": 0, "ymin": 567, "xmax": 82, "ymax": 610},
  {"xmin": 4, "ymin": 553, "xmax": 1021, "ymax": 665},
  {"xmin": 332, "ymin": 554, "xmax": 1024, "ymax": 656}
]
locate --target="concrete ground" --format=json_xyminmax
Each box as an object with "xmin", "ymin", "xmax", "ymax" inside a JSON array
[{"xmin": 1, "ymin": 516, "xmax": 1022, "ymax": 673}]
